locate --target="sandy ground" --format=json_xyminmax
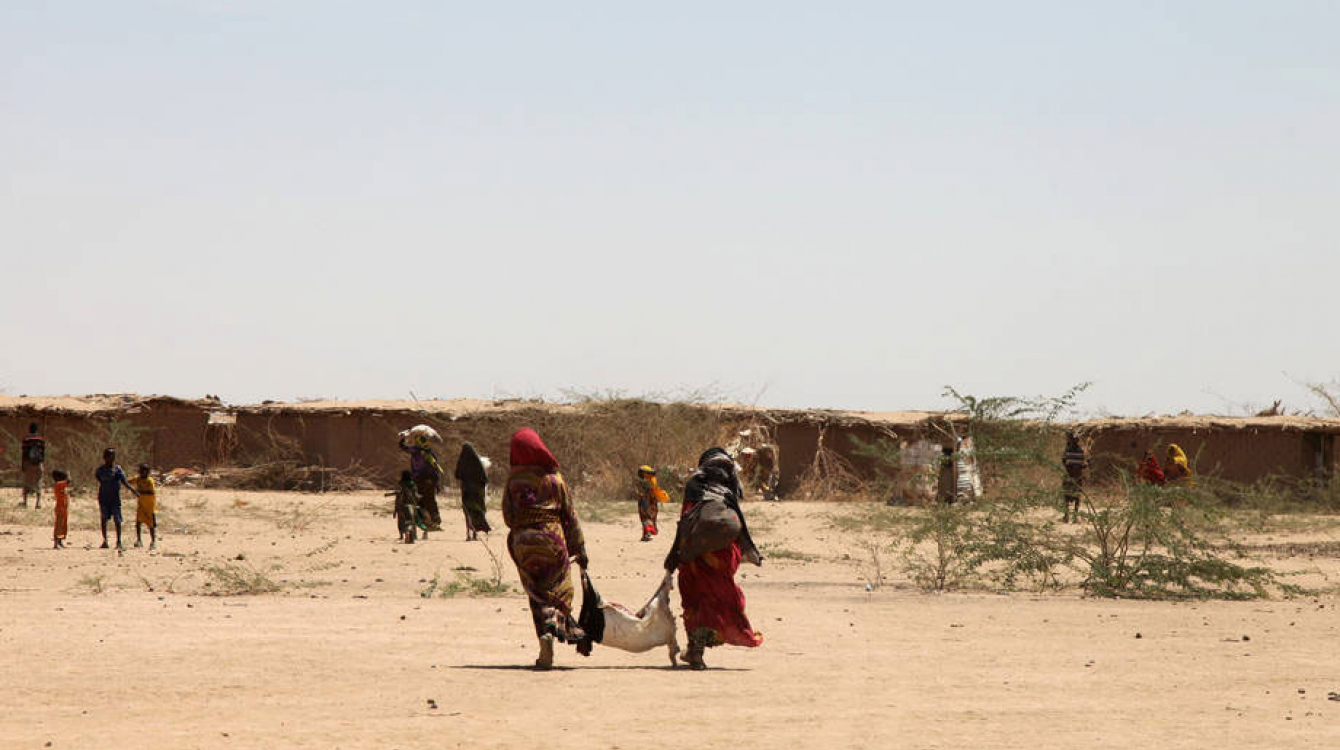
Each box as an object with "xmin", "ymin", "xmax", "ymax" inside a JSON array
[{"xmin": 2, "ymin": 486, "xmax": 1338, "ymax": 750}]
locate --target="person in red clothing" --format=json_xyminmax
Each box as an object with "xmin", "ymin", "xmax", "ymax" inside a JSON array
[
  {"xmin": 664, "ymin": 448, "xmax": 764, "ymax": 670},
  {"xmin": 1137, "ymin": 448, "xmax": 1166, "ymax": 486},
  {"xmin": 51, "ymin": 469, "xmax": 71, "ymax": 549}
]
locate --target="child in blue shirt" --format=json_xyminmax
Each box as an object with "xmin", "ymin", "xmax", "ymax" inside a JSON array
[{"xmin": 94, "ymin": 448, "xmax": 139, "ymax": 551}]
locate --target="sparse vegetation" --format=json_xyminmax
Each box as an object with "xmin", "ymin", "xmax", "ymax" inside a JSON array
[
  {"xmin": 202, "ymin": 560, "xmax": 283, "ymax": 596},
  {"xmin": 826, "ymin": 385, "xmax": 1307, "ymax": 599},
  {"xmin": 421, "ymin": 569, "xmax": 511, "ymax": 598},
  {"xmin": 77, "ymin": 573, "xmax": 108, "ymax": 594},
  {"xmin": 757, "ymin": 543, "xmax": 816, "ymax": 562}
]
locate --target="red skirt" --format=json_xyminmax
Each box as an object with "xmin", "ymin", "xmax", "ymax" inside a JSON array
[{"xmin": 677, "ymin": 542, "xmax": 763, "ymax": 648}]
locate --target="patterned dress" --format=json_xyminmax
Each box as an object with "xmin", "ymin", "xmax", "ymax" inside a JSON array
[
  {"xmin": 503, "ymin": 467, "xmax": 586, "ymax": 640},
  {"xmin": 635, "ymin": 478, "xmax": 661, "ymax": 536}
]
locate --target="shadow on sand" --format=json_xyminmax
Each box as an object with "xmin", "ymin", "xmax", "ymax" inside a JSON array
[{"xmin": 452, "ymin": 664, "xmax": 749, "ymax": 672}]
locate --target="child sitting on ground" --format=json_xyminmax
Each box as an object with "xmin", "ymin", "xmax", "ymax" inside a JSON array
[
  {"xmin": 131, "ymin": 463, "xmax": 158, "ymax": 550},
  {"xmin": 51, "ymin": 469, "xmax": 70, "ymax": 549},
  {"xmin": 387, "ymin": 470, "xmax": 424, "ymax": 544}
]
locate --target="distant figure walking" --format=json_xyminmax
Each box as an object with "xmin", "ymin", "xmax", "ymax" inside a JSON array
[
  {"xmin": 399, "ymin": 429, "xmax": 444, "ymax": 531},
  {"xmin": 20, "ymin": 423, "xmax": 46, "ymax": 508},
  {"xmin": 634, "ymin": 465, "xmax": 669, "ymax": 542},
  {"xmin": 1061, "ymin": 433, "xmax": 1086, "ymax": 523},
  {"xmin": 1164, "ymin": 444, "xmax": 1195, "ymax": 487},
  {"xmin": 1137, "ymin": 449, "xmax": 1166, "ymax": 486},
  {"xmin": 502, "ymin": 428, "xmax": 588, "ymax": 669},
  {"xmin": 664, "ymin": 448, "xmax": 764, "ymax": 670},
  {"xmin": 454, "ymin": 442, "xmax": 491, "ymax": 541},
  {"xmin": 94, "ymin": 448, "xmax": 139, "ymax": 551}
]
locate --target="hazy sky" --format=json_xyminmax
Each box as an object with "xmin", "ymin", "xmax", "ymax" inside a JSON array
[{"xmin": 2, "ymin": 1, "xmax": 1337, "ymax": 416}]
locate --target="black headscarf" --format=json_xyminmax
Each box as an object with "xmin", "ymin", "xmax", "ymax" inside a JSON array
[
  {"xmin": 454, "ymin": 442, "xmax": 488, "ymax": 487},
  {"xmin": 672, "ymin": 446, "xmax": 762, "ymax": 567}
]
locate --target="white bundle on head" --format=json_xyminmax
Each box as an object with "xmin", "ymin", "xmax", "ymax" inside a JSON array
[{"xmin": 399, "ymin": 424, "xmax": 443, "ymax": 443}]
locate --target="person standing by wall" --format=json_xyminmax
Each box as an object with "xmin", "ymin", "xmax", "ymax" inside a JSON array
[
  {"xmin": 20, "ymin": 423, "xmax": 46, "ymax": 508},
  {"xmin": 936, "ymin": 446, "xmax": 958, "ymax": 504},
  {"xmin": 1061, "ymin": 432, "xmax": 1087, "ymax": 523}
]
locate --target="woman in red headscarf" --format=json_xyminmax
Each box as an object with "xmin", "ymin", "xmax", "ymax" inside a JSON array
[
  {"xmin": 1137, "ymin": 449, "xmax": 1166, "ymax": 486},
  {"xmin": 502, "ymin": 428, "xmax": 588, "ymax": 669}
]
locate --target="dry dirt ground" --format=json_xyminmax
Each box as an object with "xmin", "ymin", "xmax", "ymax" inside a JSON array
[{"xmin": 2, "ymin": 487, "xmax": 1338, "ymax": 750}]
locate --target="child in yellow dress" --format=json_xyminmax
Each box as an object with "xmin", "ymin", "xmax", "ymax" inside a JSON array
[{"xmin": 131, "ymin": 463, "xmax": 158, "ymax": 550}]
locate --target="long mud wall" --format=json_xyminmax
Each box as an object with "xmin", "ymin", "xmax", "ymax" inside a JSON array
[
  {"xmin": 6, "ymin": 399, "xmax": 1336, "ymax": 495},
  {"xmin": 1082, "ymin": 425, "xmax": 1337, "ymax": 484},
  {"xmin": 1, "ymin": 398, "xmax": 938, "ymax": 497}
]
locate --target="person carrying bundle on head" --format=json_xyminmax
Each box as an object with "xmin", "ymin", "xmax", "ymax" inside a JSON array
[
  {"xmin": 634, "ymin": 465, "xmax": 669, "ymax": 542},
  {"xmin": 399, "ymin": 427, "xmax": 444, "ymax": 531}
]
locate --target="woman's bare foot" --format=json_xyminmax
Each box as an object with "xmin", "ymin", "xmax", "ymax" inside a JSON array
[{"xmin": 534, "ymin": 634, "xmax": 555, "ymax": 669}]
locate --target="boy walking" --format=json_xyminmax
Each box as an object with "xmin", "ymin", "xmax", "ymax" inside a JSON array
[
  {"xmin": 94, "ymin": 448, "xmax": 139, "ymax": 550},
  {"xmin": 131, "ymin": 463, "xmax": 158, "ymax": 550}
]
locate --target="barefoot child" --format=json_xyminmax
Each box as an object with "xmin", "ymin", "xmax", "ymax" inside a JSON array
[
  {"xmin": 94, "ymin": 448, "xmax": 138, "ymax": 551},
  {"xmin": 52, "ymin": 469, "xmax": 70, "ymax": 549},
  {"xmin": 131, "ymin": 463, "xmax": 158, "ymax": 550},
  {"xmin": 387, "ymin": 470, "xmax": 423, "ymax": 543}
]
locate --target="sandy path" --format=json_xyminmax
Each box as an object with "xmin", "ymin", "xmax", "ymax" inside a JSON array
[{"xmin": 1, "ymin": 488, "xmax": 1337, "ymax": 749}]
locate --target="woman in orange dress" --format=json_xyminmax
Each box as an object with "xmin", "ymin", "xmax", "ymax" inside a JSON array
[{"xmin": 52, "ymin": 469, "xmax": 71, "ymax": 549}]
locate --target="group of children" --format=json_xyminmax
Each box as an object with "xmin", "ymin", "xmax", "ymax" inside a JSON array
[{"xmin": 47, "ymin": 448, "xmax": 158, "ymax": 551}]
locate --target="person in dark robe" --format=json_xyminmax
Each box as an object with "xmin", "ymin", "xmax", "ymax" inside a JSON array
[
  {"xmin": 454, "ymin": 442, "xmax": 491, "ymax": 541},
  {"xmin": 664, "ymin": 447, "xmax": 763, "ymax": 670}
]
